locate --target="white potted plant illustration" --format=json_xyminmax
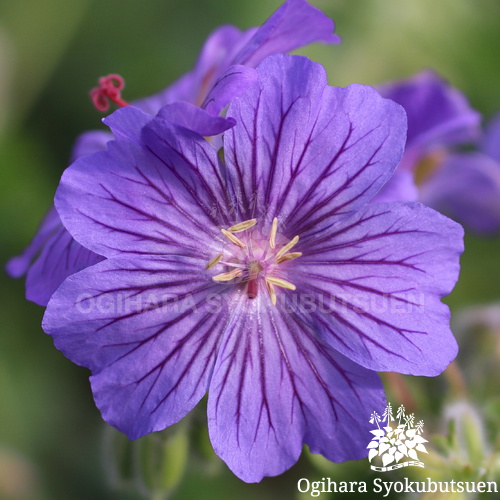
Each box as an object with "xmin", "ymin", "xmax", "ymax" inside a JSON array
[{"xmin": 367, "ymin": 404, "xmax": 428, "ymax": 471}]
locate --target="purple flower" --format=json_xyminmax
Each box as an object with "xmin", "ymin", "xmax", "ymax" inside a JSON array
[
  {"xmin": 375, "ymin": 71, "xmax": 500, "ymax": 234},
  {"xmin": 419, "ymin": 113, "xmax": 500, "ymax": 234},
  {"xmin": 43, "ymin": 55, "xmax": 463, "ymax": 482},
  {"xmin": 374, "ymin": 70, "xmax": 481, "ymax": 204},
  {"xmin": 7, "ymin": 0, "xmax": 339, "ymax": 306}
]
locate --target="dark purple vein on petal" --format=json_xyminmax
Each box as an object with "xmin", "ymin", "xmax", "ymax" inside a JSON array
[
  {"xmin": 143, "ymin": 140, "xmax": 229, "ymax": 227},
  {"xmin": 295, "ymin": 281, "xmax": 426, "ymax": 359},
  {"xmin": 96, "ymin": 283, "xmax": 216, "ymax": 333},
  {"xmin": 131, "ymin": 167, "xmax": 216, "ymax": 239},
  {"xmin": 275, "ymin": 306, "xmax": 356, "ymax": 421},
  {"xmin": 263, "ymin": 97, "xmax": 300, "ymax": 208},
  {"xmin": 290, "ymin": 135, "xmax": 389, "ymax": 236},
  {"xmin": 146, "ymin": 310, "xmax": 227, "ymax": 414}
]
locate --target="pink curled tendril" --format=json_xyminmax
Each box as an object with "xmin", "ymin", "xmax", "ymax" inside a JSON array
[{"xmin": 90, "ymin": 74, "xmax": 129, "ymax": 112}]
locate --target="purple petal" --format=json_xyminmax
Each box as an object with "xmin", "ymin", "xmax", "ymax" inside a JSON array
[
  {"xmin": 482, "ymin": 113, "xmax": 500, "ymax": 163},
  {"xmin": 187, "ymin": 25, "xmax": 257, "ymax": 105},
  {"xmin": 7, "ymin": 124, "xmax": 111, "ymax": 305},
  {"xmin": 288, "ymin": 201, "xmax": 463, "ymax": 375},
  {"xmin": 224, "ymin": 54, "xmax": 407, "ymax": 234},
  {"xmin": 372, "ymin": 170, "xmax": 419, "ymax": 203},
  {"xmin": 70, "ymin": 130, "xmax": 112, "ymax": 161},
  {"xmin": 234, "ymin": 0, "xmax": 340, "ymax": 67},
  {"xmin": 132, "ymin": 72, "xmax": 198, "ymax": 115},
  {"xmin": 157, "ymin": 102, "xmax": 236, "ymax": 136},
  {"xmin": 6, "ymin": 204, "xmax": 104, "ymax": 306},
  {"xmin": 25, "ymin": 222, "xmax": 104, "ymax": 306},
  {"xmin": 43, "ymin": 256, "xmax": 227, "ymax": 439},
  {"xmin": 420, "ymin": 152, "xmax": 500, "ymax": 234},
  {"xmin": 56, "ymin": 106, "xmax": 229, "ymax": 259},
  {"xmin": 6, "ymin": 206, "xmax": 61, "ymax": 279},
  {"xmin": 102, "ymin": 103, "xmax": 154, "ymax": 142},
  {"xmin": 208, "ymin": 297, "xmax": 385, "ymax": 482},
  {"xmin": 379, "ymin": 70, "xmax": 481, "ymax": 170},
  {"xmin": 202, "ymin": 65, "xmax": 258, "ymax": 116}
]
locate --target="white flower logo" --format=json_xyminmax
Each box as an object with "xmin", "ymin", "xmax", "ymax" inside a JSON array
[{"xmin": 368, "ymin": 403, "xmax": 428, "ymax": 471}]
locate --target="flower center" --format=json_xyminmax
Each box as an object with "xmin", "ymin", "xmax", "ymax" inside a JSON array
[
  {"xmin": 414, "ymin": 149, "xmax": 448, "ymax": 185},
  {"xmin": 206, "ymin": 218, "xmax": 302, "ymax": 305}
]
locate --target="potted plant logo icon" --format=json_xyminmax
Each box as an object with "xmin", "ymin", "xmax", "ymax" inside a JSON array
[{"xmin": 367, "ymin": 403, "xmax": 428, "ymax": 471}]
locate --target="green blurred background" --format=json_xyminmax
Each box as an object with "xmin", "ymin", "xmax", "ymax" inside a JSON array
[{"xmin": 1, "ymin": 0, "xmax": 499, "ymax": 499}]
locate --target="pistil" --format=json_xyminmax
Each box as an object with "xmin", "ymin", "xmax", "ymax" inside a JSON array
[
  {"xmin": 90, "ymin": 74, "xmax": 129, "ymax": 112},
  {"xmin": 247, "ymin": 261, "xmax": 262, "ymax": 299}
]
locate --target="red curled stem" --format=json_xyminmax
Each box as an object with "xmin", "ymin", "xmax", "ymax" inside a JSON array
[{"xmin": 90, "ymin": 74, "xmax": 129, "ymax": 112}]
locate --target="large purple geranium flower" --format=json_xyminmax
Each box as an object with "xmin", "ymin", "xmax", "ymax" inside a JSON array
[
  {"xmin": 43, "ymin": 55, "xmax": 463, "ymax": 482},
  {"xmin": 7, "ymin": 0, "xmax": 339, "ymax": 306}
]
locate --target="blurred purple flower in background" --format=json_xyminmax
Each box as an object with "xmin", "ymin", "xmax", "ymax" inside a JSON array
[
  {"xmin": 420, "ymin": 113, "xmax": 500, "ymax": 234},
  {"xmin": 42, "ymin": 55, "xmax": 463, "ymax": 482},
  {"xmin": 6, "ymin": 0, "xmax": 339, "ymax": 306},
  {"xmin": 374, "ymin": 69, "xmax": 500, "ymax": 234},
  {"xmin": 374, "ymin": 70, "xmax": 480, "ymax": 203}
]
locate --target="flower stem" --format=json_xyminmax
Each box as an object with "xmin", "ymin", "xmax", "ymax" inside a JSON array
[
  {"xmin": 383, "ymin": 372, "xmax": 417, "ymax": 413},
  {"xmin": 444, "ymin": 361, "xmax": 468, "ymax": 398}
]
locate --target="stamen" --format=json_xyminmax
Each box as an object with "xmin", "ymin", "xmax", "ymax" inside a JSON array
[
  {"xmin": 276, "ymin": 235, "xmax": 299, "ymax": 260},
  {"xmin": 228, "ymin": 219, "xmax": 257, "ymax": 233},
  {"xmin": 205, "ymin": 253, "xmax": 223, "ymax": 270},
  {"xmin": 266, "ymin": 276, "xmax": 296, "ymax": 291},
  {"xmin": 266, "ymin": 280, "xmax": 277, "ymax": 306},
  {"xmin": 269, "ymin": 217, "xmax": 278, "ymax": 249},
  {"xmin": 276, "ymin": 252, "xmax": 303, "ymax": 264},
  {"xmin": 212, "ymin": 269, "xmax": 243, "ymax": 282},
  {"xmin": 90, "ymin": 74, "xmax": 129, "ymax": 112},
  {"xmin": 221, "ymin": 228, "xmax": 246, "ymax": 248}
]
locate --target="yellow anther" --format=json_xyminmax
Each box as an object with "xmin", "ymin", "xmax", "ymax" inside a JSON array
[
  {"xmin": 269, "ymin": 217, "xmax": 278, "ymax": 249},
  {"xmin": 266, "ymin": 276, "xmax": 296, "ymax": 291},
  {"xmin": 276, "ymin": 252, "xmax": 302, "ymax": 264},
  {"xmin": 212, "ymin": 268, "xmax": 243, "ymax": 282},
  {"xmin": 228, "ymin": 218, "xmax": 257, "ymax": 233},
  {"xmin": 276, "ymin": 235, "xmax": 299, "ymax": 260},
  {"xmin": 221, "ymin": 228, "xmax": 246, "ymax": 248},
  {"xmin": 205, "ymin": 253, "xmax": 223, "ymax": 270},
  {"xmin": 266, "ymin": 279, "xmax": 277, "ymax": 306}
]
